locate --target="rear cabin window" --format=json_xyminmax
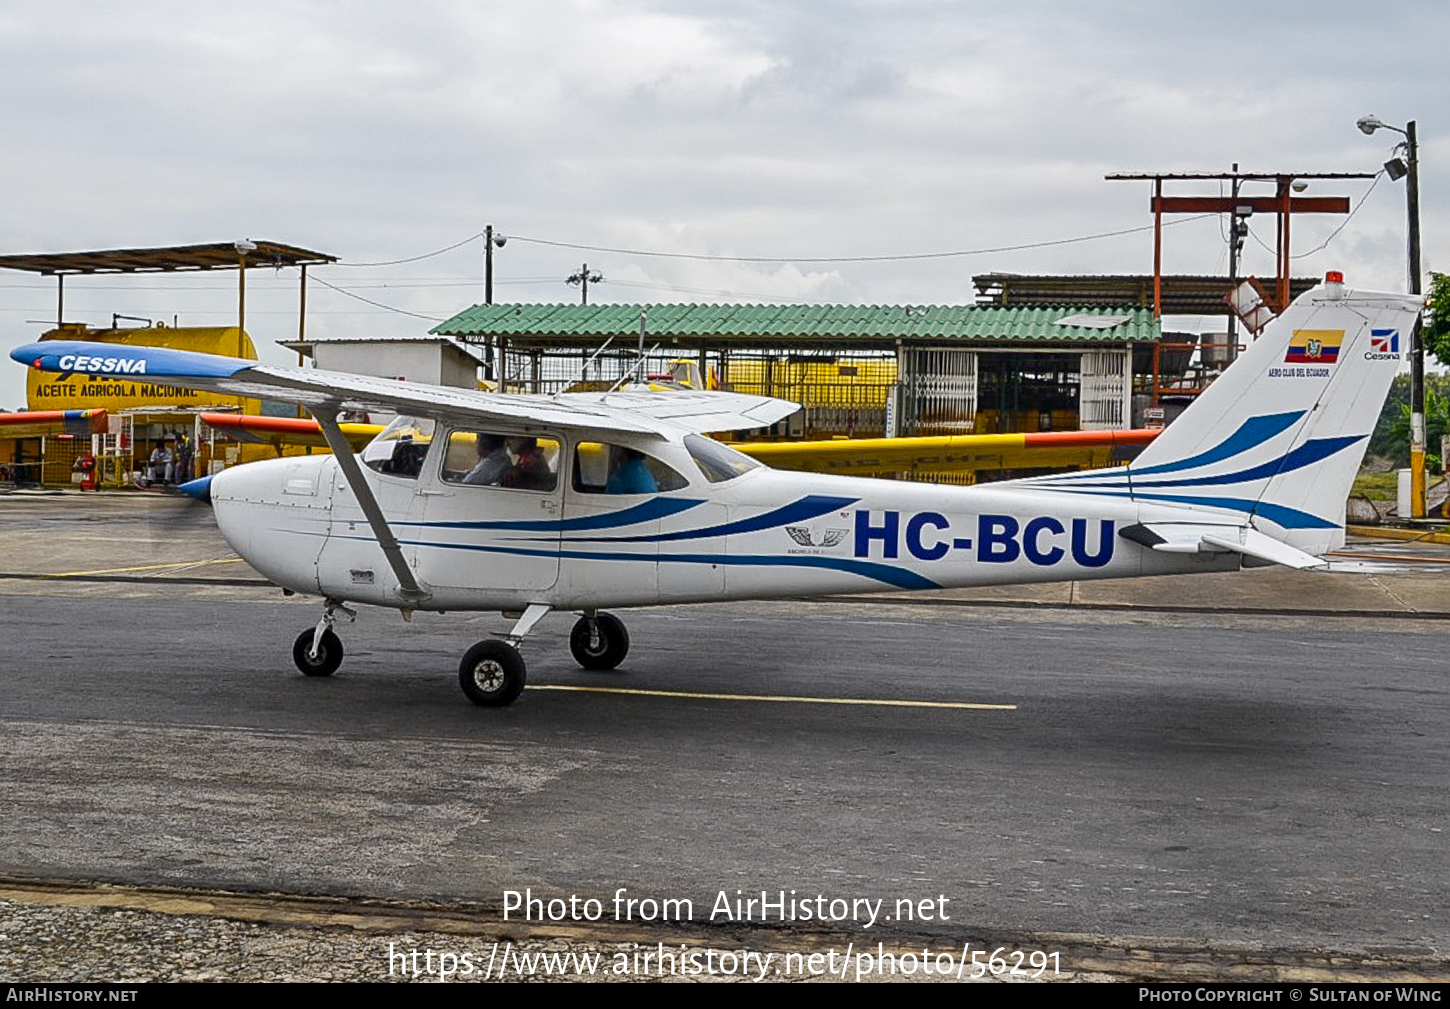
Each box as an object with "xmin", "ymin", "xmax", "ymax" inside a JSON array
[{"xmin": 573, "ymin": 442, "xmax": 689, "ymax": 494}]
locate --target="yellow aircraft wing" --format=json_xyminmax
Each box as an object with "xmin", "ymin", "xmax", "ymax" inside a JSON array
[
  {"xmin": 0, "ymin": 409, "xmax": 108, "ymax": 439},
  {"xmin": 737, "ymin": 429, "xmax": 1159, "ymax": 477},
  {"xmin": 199, "ymin": 413, "xmax": 1157, "ymax": 477},
  {"xmin": 199, "ymin": 413, "xmax": 380, "ymax": 452}
]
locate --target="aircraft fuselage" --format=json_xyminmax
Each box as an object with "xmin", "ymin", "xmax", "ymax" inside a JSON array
[{"xmin": 210, "ymin": 440, "xmax": 1236, "ymax": 614}]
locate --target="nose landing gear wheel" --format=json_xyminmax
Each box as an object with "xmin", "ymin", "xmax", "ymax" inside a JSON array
[
  {"xmin": 459, "ymin": 640, "xmax": 527, "ymax": 706},
  {"xmin": 569, "ymin": 612, "xmax": 629, "ymax": 671},
  {"xmin": 292, "ymin": 628, "xmax": 344, "ymax": 677}
]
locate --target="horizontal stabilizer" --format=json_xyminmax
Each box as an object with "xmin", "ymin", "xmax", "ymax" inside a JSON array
[
  {"xmin": 1200, "ymin": 529, "xmax": 1327, "ymax": 570},
  {"xmin": 1122, "ymin": 523, "xmax": 1327, "ymax": 570}
]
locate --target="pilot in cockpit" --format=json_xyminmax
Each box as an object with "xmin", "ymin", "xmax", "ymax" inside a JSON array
[{"xmin": 463, "ymin": 433, "xmax": 510, "ymax": 486}]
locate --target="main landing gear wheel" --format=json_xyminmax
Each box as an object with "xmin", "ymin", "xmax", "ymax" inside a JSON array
[
  {"xmin": 459, "ymin": 640, "xmax": 527, "ymax": 707},
  {"xmin": 569, "ymin": 612, "xmax": 629, "ymax": 671},
  {"xmin": 292, "ymin": 628, "xmax": 344, "ymax": 677}
]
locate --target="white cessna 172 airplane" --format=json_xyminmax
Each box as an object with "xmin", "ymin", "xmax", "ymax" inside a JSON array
[{"xmin": 12, "ymin": 273, "xmax": 1422, "ymax": 707}]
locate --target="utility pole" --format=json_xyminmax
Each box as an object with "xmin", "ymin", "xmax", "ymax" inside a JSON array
[
  {"xmin": 1357, "ymin": 115, "xmax": 1425, "ymax": 516},
  {"xmin": 1407, "ymin": 121, "xmax": 1425, "ymax": 518},
  {"xmin": 567, "ymin": 262, "xmax": 603, "ymax": 305}
]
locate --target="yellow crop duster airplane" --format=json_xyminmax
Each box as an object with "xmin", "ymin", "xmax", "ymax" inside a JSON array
[
  {"xmin": 13, "ymin": 273, "xmax": 1421, "ymax": 707},
  {"xmin": 194, "ymin": 411, "xmax": 1159, "ymax": 477}
]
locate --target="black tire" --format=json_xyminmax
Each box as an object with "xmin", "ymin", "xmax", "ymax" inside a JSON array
[
  {"xmin": 569, "ymin": 612, "xmax": 630, "ymax": 671},
  {"xmin": 293, "ymin": 628, "xmax": 344, "ymax": 677},
  {"xmin": 459, "ymin": 640, "xmax": 527, "ymax": 707}
]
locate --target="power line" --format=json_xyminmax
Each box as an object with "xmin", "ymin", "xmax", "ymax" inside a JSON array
[
  {"xmin": 341, "ymin": 232, "xmax": 486, "ymax": 267},
  {"xmin": 603, "ymin": 278, "xmax": 807, "ymax": 302},
  {"xmin": 301, "ymin": 215, "xmax": 1216, "ymax": 275},
  {"xmin": 309, "ymin": 275, "xmax": 449, "ymax": 322},
  {"xmin": 505, "ymin": 217, "xmax": 1214, "ymax": 264},
  {"xmin": 0, "ymin": 275, "xmax": 565, "ymax": 292},
  {"xmin": 1291, "ymin": 171, "xmax": 1383, "ymax": 258},
  {"xmin": 1245, "ymin": 173, "xmax": 1384, "ymax": 260}
]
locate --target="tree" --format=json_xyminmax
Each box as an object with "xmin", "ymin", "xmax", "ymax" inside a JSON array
[
  {"xmin": 1370, "ymin": 373, "xmax": 1450, "ymax": 470},
  {"xmin": 1368, "ymin": 373, "xmax": 1412, "ymax": 461},
  {"xmin": 1424, "ymin": 272, "xmax": 1450, "ymax": 368},
  {"xmin": 1388, "ymin": 386, "xmax": 1450, "ymax": 472}
]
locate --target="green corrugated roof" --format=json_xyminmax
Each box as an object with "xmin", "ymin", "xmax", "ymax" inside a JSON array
[{"xmin": 431, "ymin": 303, "xmax": 1158, "ymax": 347}]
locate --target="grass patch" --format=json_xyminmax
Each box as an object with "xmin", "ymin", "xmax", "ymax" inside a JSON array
[{"xmin": 1353, "ymin": 471, "xmax": 1400, "ymax": 501}]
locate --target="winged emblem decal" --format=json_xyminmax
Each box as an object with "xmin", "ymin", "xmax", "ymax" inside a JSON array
[{"xmin": 785, "ymin": 526, "xmax": 849, "ymax": 548}]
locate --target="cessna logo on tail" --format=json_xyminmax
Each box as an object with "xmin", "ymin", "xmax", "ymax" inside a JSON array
[
  {"xmin": 55, "ymin": 354, "xmax": 148, "ymax": 375},
  {"xmin": 1366, "ymin": 328, "xmax": 1401, "ymax": 360}
]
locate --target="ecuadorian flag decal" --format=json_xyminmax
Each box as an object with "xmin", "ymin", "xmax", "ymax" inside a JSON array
[{"xmin": 1285, "ymin": 329, "xmax": 1344, "ymax": 365}]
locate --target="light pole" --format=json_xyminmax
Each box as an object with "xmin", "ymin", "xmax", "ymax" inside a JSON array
[
  {"xmin": 484, "ymin": 225, "xmax": 507, "ymax": 305},
  {"xmin": 1357, "ymin": 115, "xmax": 1424, "ymax": 517},
  {"xmin": 234, "ymin": 239, "xmax": 256, "ymax": 345},
  {"xmin": 483, "ymin": 225, "xmax": 507, "ymax": 382}
]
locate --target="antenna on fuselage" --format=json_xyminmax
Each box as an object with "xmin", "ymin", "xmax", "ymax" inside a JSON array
[{"xmin": 607, "ymin": 307, "xmax": 660, "ymax": 392}]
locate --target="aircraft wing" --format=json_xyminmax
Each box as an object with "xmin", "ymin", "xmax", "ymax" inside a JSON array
[
  {"xmin": 557, "ymin": 389, "xmax": 799, "ymax": 432},
  {"xmin": 11, "ymin": 341, "xmax": 799, "ymax": 437},
  {"xmin": 739, "ymin": 429, "xmax": 1159, "ymax": 476},
  {"xmin": 198, "ymin": 412, "xmax": 381, "ymax": 450},
  {"xmin": 0, "ymin": 408, "xmax": 107, "ymax": 439}
]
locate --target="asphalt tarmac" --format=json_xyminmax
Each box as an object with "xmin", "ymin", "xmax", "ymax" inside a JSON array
[{"xmin": 1, "ymin": 491, "xmax": 1447, "ymax": 971}]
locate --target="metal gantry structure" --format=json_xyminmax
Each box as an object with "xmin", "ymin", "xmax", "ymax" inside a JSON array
[{"xmin": 1105, "ymin": 171, "xmax": 1373, "ymax": 318}]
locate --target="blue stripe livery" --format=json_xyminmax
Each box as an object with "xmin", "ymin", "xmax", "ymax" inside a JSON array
[
  {"xmin": 567, "ymin": 495, "xmax": 857, "ymax": 544},
  {"xmin": 398, "ymin": 497, "xmax": 706, "ymax": 533}
]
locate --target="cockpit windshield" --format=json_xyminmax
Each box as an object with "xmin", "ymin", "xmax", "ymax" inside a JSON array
[
  {"xmin": 361, "ymin": 416, "xmax": 436, "ymax": 479},
  {"xmin": 684, "ymin": 434, "xmax": 762, "ymax": 483}
]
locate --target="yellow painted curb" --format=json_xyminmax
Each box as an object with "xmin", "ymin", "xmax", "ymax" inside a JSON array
[{"xmin": 1346, "ymin": 524, "xmax": 1450, "ymax": 545}]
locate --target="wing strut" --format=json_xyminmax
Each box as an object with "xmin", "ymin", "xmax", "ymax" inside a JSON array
[{"xmin": 315, "ymin": 408, "xmax": 432, "ymax": 606}]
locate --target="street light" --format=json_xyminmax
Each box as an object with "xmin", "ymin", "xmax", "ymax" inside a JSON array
[
  {"xmin": 482, "ymin": 225, "xmax": 507, "ymax": 383},
  {"xmin": 1357, "ymin": 115, "xmax": 1425, "ymax": 517},
  {"xmin": 234, "ymin": 239, "xmax": 256, "ymax": 340},
  {"xmin": 484, "ymin": 225, "xmax": 506, "ymax": 305}
]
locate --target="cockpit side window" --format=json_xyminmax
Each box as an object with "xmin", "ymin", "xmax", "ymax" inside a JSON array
[
  {"xmin": 361, "ymin": 417, "xmax": 435, "ymax": 479},
  {"xmin": 573, "ymin": 442, "xmax": 689, "ymax": 494},
  {"xmin": 439, "ymin": 428, "xmax": 560, "ymax": 492}
]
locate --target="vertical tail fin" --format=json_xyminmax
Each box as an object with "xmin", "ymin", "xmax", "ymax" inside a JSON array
[{"xmin": 1125, "ymin": 275, "xmax": 1423, "ymax": 553}]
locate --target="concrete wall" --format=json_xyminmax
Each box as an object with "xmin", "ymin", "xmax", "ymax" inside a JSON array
[{"xmin": 310, "ymin": 340, "xmax": 478, "ymax": 389}]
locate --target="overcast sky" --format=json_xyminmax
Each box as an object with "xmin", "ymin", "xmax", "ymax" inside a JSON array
[{"xmin": 1, "ymin": 0, "xmax": 1445, "ymax": 407}]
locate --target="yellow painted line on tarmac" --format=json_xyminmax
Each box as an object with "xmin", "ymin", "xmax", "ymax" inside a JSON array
[
  {"xmin": 528, "ymin": 684, "xmax": 1015, "ymax": 710},
  {"xmin": 46, "ymin": 557, "xmax": 246, "ymax": 577},
  {"xmin": 1345, "ymin": 524, "xmax": 1450, "ymax": 545}
]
